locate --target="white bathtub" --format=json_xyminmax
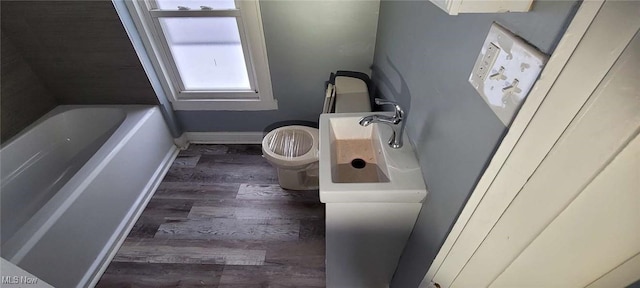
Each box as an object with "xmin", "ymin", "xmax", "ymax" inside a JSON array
[{"xmin": 1, "ymin": 105, "xmax": 178, "ymax": 287}]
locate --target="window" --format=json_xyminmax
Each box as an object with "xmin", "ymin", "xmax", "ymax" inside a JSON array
[{"xmin": 126, "ymin": 0, "xmax": 277, "ymax": 110}]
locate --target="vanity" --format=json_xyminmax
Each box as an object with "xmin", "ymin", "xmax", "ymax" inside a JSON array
[{"xmin": 319, "ymin": 112, "xmax": 428, "ymax": 288}]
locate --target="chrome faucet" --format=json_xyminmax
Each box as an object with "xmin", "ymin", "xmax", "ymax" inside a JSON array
[{"xmin": 359, "ymin": 98, "xmax": 405, "ymax": 149}]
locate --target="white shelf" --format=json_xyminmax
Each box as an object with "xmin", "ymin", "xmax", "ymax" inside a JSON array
[{"xmin": 430, "ymin": 0, "xmax": 533, "ymax": 15}]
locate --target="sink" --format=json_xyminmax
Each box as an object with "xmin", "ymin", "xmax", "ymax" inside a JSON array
[
  {"xmin": 319, "ymin": 113, "xmax": 427, "ymax": 203},
  {"xmin": 329, "ymin": 117, "xmax": 389, "ymax": 183},
  {"xmin": 320, "ymin": 113, "xmax": 428, "ymax": 287}
]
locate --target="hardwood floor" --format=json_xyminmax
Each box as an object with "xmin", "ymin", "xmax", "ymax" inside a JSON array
[{"xmin": 97, "ymin": 144, "xmax": 325, "ymax": 288}]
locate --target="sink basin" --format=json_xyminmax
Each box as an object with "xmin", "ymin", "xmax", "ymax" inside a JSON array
[
  {"xmin": 319, "ymin": 113, "xmax": 427, "ymax": 203},
  {"xmin": 329, "ymin": 117, "xmax": 389, "ymax": 183}
]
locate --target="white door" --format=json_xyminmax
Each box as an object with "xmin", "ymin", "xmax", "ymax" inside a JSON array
[{"xmin": 424, "ymin": 1, "xmax": 640, "ymax": 287}]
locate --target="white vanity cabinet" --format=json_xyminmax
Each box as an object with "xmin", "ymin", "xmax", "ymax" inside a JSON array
[
  {"xmin": 319, "ymin": 113, "xmax": 428, "ymax": 287},
  {"xmin": 325, "ymin": 203, "xmax": 422, "ymax": 287},
  {"xmin": 430, "ymin": 0, "xmax": 534, "ymax": 15}
]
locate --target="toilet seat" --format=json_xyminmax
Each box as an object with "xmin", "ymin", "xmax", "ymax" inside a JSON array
[
  {"xmin": 262, "ymin": 125, "xmax": 319, "ymax": 169},
  {"xmin": 261, "ymin": 72, "xmax": 371, "ymax": 190}
]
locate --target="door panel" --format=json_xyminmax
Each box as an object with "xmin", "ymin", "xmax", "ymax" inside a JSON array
[
  {"xmin": 586, "ymin": 253, "xmax": 640, "ymax": 288},
  {"xmin": 450, "ymin": 31, "xmax": 640, "ymax": 287},
  {"xmin": 428, "ymin": 2, "xmax": 640, "ymax": 285},
  {"xmin": 492, "ymin": 134, "xmax": 640, "ymax": 287}
]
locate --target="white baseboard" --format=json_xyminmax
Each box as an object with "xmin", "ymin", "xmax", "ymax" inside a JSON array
[
  {"xmin": 184, "ymin": 132, "xmax": 264, "ymax": 144},
  {"xmin": 173, "ymin": 133, "xmax": 189, "ymax": 149}
]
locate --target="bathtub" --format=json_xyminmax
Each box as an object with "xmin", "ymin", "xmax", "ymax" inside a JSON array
[{"xmin": 1, "ymin": 105, "xmax": 178, "ymax": 287}]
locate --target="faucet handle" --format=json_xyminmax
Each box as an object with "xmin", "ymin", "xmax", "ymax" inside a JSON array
[
  {"xmin": 374, "ymin": 98, "xmax": 396, "ymax": 105},
  {"xmin": 374, "ymin": 98, "xmax": 404, "ymax": 121}
]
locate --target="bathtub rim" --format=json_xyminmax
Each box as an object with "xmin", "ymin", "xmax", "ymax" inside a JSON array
[
  {"xmin": 1, "ymin": 105, "xmax": 176, "ymax": 262},
  {"xmin": 2, "ymin": 105, "xmax": 179, "ymax": 287},
  {"xmin": 1, "ymin": 106, "xmax": 127, "ymax": 243},
  {"xmin": 2, "ymin": 105, "xmax": 153, "ymax": 259},
  {"xmin": 1, "ymin": 105, "xmax": 127, "ymax": 150}
]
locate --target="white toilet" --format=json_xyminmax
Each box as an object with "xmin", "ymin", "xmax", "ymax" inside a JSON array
[{"xmin": 262, "ymin": 73, "xmax": 372, "ymax": 190}]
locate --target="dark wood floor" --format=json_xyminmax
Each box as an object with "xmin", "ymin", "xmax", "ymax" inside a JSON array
[{"xmin": 97, "ymin": 144, "xmax": 325, "ymax": 288}]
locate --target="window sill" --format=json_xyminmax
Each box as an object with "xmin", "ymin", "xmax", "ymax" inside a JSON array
[{"xmin": 171, "ymin": 99, "xmax": 278, "ymax": 111}]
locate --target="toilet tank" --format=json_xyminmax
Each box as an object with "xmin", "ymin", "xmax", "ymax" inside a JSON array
[{"xmin": 334, "ymin": 76, "xmax": 372, "ymax": 113}]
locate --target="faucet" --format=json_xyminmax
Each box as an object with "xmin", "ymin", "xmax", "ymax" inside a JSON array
[{"xmin": 359, "ymin": 98, "xmax": 405, "ymax": 149}]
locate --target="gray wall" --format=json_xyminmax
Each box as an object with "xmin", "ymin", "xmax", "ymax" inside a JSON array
[
  {"xmin": 369, "ymin": 1, "xmax": 580, "ymax": 287},
  {"xmin": 1, "ymin": 1, "xmax": 158, "ymax": 105},
  {"xmin": 177, "ymin": 0, "xmax": 380, "ymax": 132},
  {"xmin": 1, "ymin": 1, "xmax": 378, "ymax": 137},
  {"xmin": 1, "ymin": 32, "xmax": 57, "ymax": 143}
]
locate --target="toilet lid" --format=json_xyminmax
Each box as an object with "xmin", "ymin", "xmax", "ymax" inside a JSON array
[{"xmin": 266, "ymin": 128, "xmax": 314, "ymax": 158}]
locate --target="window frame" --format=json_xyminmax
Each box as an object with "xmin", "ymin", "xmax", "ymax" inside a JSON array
[{"xmin": 125, "ymin": 0, "xmax": 277, "ymax": 110}]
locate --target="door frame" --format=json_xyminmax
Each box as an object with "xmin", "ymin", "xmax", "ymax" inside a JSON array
[{"xmin": 420, "ymin": 0, "xmax": 640, "ymax": 286}]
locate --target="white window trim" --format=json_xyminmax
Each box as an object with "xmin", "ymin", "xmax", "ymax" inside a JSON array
[{"xmin": 124, "ymin": 0, "xmax": 277, "ymax": 111}]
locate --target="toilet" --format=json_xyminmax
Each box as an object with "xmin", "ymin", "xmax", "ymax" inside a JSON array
[{"xmin": 262, "ymin": 72, "xmax": 372, "ymax": 190}]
